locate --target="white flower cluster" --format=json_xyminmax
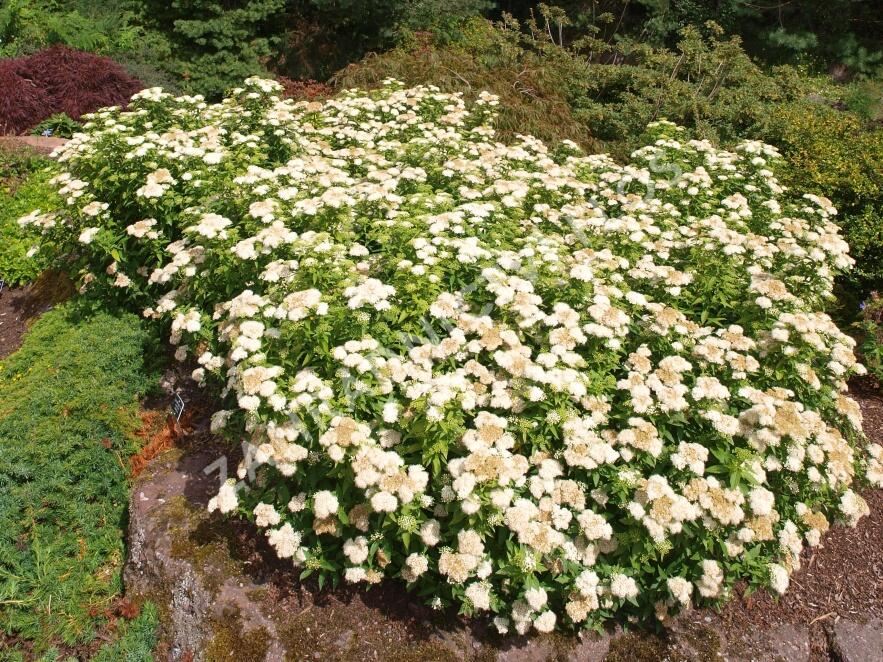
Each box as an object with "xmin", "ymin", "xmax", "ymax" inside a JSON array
[{"xmin": 24, "ymin": 78, "xmax": 880, "ymax": 631}]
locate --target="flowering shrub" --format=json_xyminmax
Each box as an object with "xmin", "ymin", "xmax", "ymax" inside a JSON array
[{"xmin": 22, "ymin": 79, "xmax": 883, "ymax": 632}]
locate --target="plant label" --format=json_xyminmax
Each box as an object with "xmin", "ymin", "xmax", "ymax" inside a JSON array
[{"xmin": 171, "ymin": 393, "xmax": 185, "ymax": 421}]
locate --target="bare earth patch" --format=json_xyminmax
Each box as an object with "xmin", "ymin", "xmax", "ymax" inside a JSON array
[
  {"xmin": 0, "ymin": 271, "xmax": 73, "ymax": 359},
  {"xmin": 0, "ymin": 285, "xmax": 34, "ymax": 359},
  {"xmin": 0, "ymin": 136, "xmax": 68, "ymax": 156}
]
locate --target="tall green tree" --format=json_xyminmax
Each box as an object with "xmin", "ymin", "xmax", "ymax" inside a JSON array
[{"xmin": 134, "ymin": 0, "xmax": 289, "ymax": 98}]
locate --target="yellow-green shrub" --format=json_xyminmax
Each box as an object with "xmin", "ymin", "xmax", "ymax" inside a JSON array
[{"xmin": 760, "ymin": 103, "xmax": 883, "ymax": 293}]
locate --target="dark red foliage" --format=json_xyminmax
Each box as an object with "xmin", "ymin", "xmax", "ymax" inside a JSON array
[
  {"xmin": 277, "ymin": 76, "xmax": 333, "ymax": 101},
  {"xmin": 0, "ymin": 46, "xmax": 144, "ymax": 135},
  {"xmin": 0, "ymin": 59, "xmax": 52, "ymax": 135},
  {"xmin": 17, "ymin": 46, "xmax": 144, "ymax": 121}
]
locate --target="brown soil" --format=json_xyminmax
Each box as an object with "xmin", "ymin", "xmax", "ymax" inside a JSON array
[
  {"xmin": 0, "ymin": 136, "xmax": 68, "ymax": 156},
  {"xmin": 0, "ymin": 270, "xmax": 74, "ymax": 359},
  {"xmin": 0, "ymin": 285, "xmax": 34, "ymax": 359}
]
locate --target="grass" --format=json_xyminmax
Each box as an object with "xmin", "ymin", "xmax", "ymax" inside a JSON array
[{"xmin": 0, "ymin": 302, "xmax": 156, "ymax": 655}]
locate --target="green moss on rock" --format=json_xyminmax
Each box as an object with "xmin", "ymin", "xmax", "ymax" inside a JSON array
[{"xmin": 204, "ymin": 607, "xmax": 271, "ymax": 662}]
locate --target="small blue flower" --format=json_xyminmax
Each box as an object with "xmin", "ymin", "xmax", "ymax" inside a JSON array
[
  {"xmin": 41, "ymin": 128, "xmax": 53, "ymax": 137},
  {"xmin": 860, "ymin": 301, "xmax": 867, "ymax": 310}
]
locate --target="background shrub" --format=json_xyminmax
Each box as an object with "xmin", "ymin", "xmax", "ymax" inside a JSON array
[
  {"xmin": 133, "ymin": 0, "xmax": 289, "ymax": 99},
  {"xmin": 0, "ymin": 46, "xmax": 144, "ymax": 135},
  {"xmin": 281, "ymin": 0, "xmax": 492, "ymax": 82},
  {"xmin": 500, "ymin": 1, "xmax": 882, "ymax": 77},
  {"xmin": 0, "ymin": 0, "xmax": 138, "ymax": 57},
  {"xmin": 0, "ymin": 59, "xmax": 52, "ymax": 135},
  {"xmin": 16, "ymin": 45, "xmax": 144, "ymax": 122},
  {"xmin": 759, "ymin": 103, "xmax": 883, "ymax": 295},
  {"xmin": 277, "ymin": 76, "xmax": 334, "ymax": 101}
]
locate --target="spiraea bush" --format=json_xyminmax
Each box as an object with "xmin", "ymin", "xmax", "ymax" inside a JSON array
[{"xmin": 22, "ymin": 79, "xmax": 883, "ymax": 632}]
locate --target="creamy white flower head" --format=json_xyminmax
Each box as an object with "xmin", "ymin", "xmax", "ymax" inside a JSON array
[
  {"xmin": 343, "ymin": 536, "xmax": 369, "ymax": 564},
  {"xmin": 420, "ymin": 519, "xmax": 441, "ymax": 546},
  {"xmin": 533, "ymin": 610, "xmax": 556, "ymax": 633},
  {"xmin": 524, "ymin": 587, "xmax": 547, "ymax": 611},
  {"xmin": 78, "ymin": 227, "xmax": 100, "ymax": 244},
  {"xmin": 312, "ymin": 490, "xmax": 339, "ymax": 519},
  {"xmin": 253, "ymin": 502, "xmax": 281, "ymax": 528},
  {"xmin": 267, "ymin": 523, "xmax": 301, "ymax": 559},
  {"xmin": 465, "ymin": 582, "xmax": 491, "ymax": 611},
  {"xmin": 371, "ymin": 491, "xmax": 398, "ymax": 513},
  {"xmin": 667, "ymin": 576, "xmax": 693, "ymax": 605},
  {"xmin": 609, "ymin": 573, "xmax": 639, "ymax": 599},
  {"xmin": 207, "ymin": 480, "xmax": 238, "ymax": 514},
  {"xmin": 768, "ymin": 563, "xmax": 789, "ymax": 594}
]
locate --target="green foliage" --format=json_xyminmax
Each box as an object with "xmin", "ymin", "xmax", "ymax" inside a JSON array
[
  {"xmin": 0, "ymin": 304, "xmax": 151, "ymax": 651},
  {"xmin": 399, "ymin": 0, "xmax": 493, "ymax": 37},
  {"xmin": 841, "ymin": 80, "xmax": 883, "ymax": 122},
  {"xmin": 31, "ymin": 112, "xmax": 81, "ymax": 138},
  {"xmin": 92, "ymin": 602, "xmax": 159, "ymax": 662},
  {"xmin": 280, "ymin": 0, "xmax": 491, "ymax": 81},
  {"xmin": 0, "ymin": 0, "xmax": 140, "ymax": 57},
  {"xmin": 505, "ymin": 1, "xmax": 882, "ymax": 75},
  {"xmin": 0, "ymin": 148, "xmax": 54, "ymax": 286},
  {"xmin": 760, "ymin": 103, "xmax": 883, "ymax": 293},
  {"xmin": 856, "ymin": 293, "xmax": 883, "ymax": 386},
  {"xmin": 0, "ymin": 143, "xmax": 47, "ymax": 181},
  {"xmin": 837, "ymin": 33, "xmax": 883, "ymax": 80}
]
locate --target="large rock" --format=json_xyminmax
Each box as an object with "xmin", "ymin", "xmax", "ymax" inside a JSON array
[
  {"xmin": 721, "ymin": 623, "xmax": 810, "ymax": 662},
  {"xmin": 124, "ymin": 448, "xmax": 287, "ymax": 661},
  {"xmin": 830, "ymin": 618, "xmax": 883, "ymax": 662}
]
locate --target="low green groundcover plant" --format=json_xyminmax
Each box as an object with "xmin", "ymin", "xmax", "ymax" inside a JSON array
[
  {"xmin": 21, "ymin": 79, "xmax": 883, "ymax": 633},
  {"xmin": 91, "ymin": 602, "xmax": 159, "ymax": 662},
  {"xmin": 0, "ymin": 305, "xmax": 151, "ymax": 650}
]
